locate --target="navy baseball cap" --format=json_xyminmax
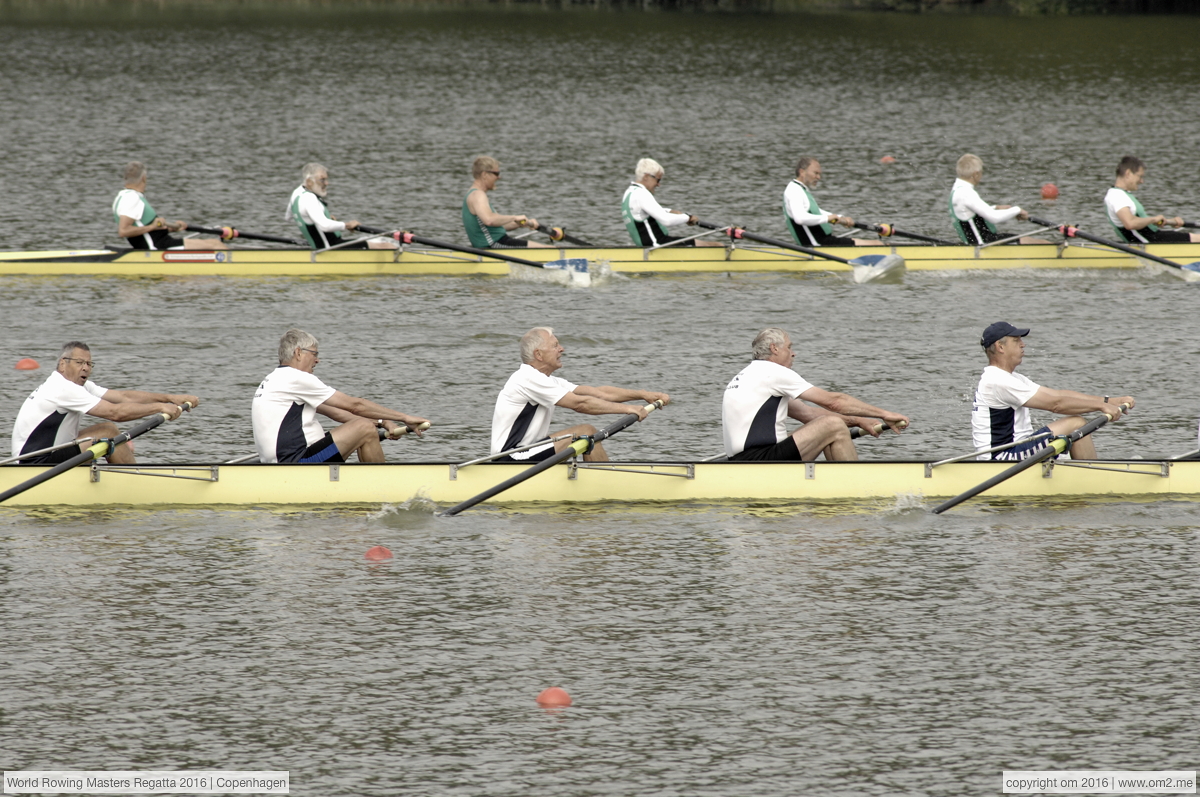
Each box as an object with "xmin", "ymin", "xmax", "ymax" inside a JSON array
[{"xmin": 981, "ymin": 322, "xmax": 1030, "ymax": 348}]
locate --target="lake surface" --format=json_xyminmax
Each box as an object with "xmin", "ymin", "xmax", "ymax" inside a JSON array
[{"xmin": 2, "ymin": 5, "xmax": 1199, "ymax": 796}]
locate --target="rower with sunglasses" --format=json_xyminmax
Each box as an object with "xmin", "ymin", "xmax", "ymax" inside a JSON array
[{"xmin": 462, "ymin": 156, "xmax": 553, "ymax": 248}]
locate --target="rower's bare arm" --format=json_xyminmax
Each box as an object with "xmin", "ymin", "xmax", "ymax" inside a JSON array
[
  {"xmin": 1025, "ymin": 387, "xmax": 1135, "ymax": 417},
  {"xmin": 787, "ymin": 399, "xmax": 880, "ymax": 435},
  {"xmin": 800, "ymin": 387, "xmax": 909, "ymax": 431},
  {"xmin": 575, "ymin": 385, "xmax": 669, "ymax": 405},
  {"xmin": 556, "ymin": 390, "xmax": 648, "ymax": 420},
  {"xmin": 87, "ymin": 398, "xmax": 183, "ymax": 422},
  {"xmin": 104, "ymin": 389, "xmax": 200, "ymax": 408},
  {"xmin": 466, "ymin": 190, "xmax": 519, "ymax": 228},
  {"xmin": 318, "ymin": 390, "xmax": 430, "ymax": 428}
]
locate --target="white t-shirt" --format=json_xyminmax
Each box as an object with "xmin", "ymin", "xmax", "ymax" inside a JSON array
[
  {"xmin": 1103, "ymin": 187, "xmax": 1146, "ymax": 240},
  {"xmin": 286, "ymin": 186, "xmax": 346, "ymax": 233},
  {"xmin": 971, "ymin": 365, "xmax": 1041, "ymax": 458},
  {"xmin": 491, "ymin": 364, "xmax": 578, "ymax": 457},
  {"xmin": 12, "ymin": 371, "xmax": 107, "ymax": 457},
  {"xmin": 951, "ymin": 178, "xmax": 1023, "ymax": 223},
  {"xmin": 622, "ymin": 183, "xmax": 689, "ymax": 228},
  {"xmin": 783, "ymin": 179, "xmax": 833, "ymax": 227},
  {"xmin": 252, "ymin": 366, "xmax": 337, "ymax": 463},
  {"xmin": 722, "ymin": 359, "xmax": 815, "ymax": 457}
]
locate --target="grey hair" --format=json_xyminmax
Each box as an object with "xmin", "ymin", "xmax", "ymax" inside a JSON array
[
  {"xmin": 635, "ymin": 158, "xmax": 663, "ymax": 181},
  {"xmin": 301, "ymin": 162, "xmax": 328, "ymax": 182},
  {"xmin": 751, "ymin": 328, "xmax": 789, "ymax": 360},
  {"xmin": 123, "ymin": 161, "xmax": 147, "ymax": 183},
  {"xmin": 279, "ymin": 328, "xmax": 318, "ymax": 364},
  {"xmin": 519, "ymin": 327, "xmax": 554, "ymax": 365},
  {"xmin": 794, "ymin": 156, "xmax": 817, "ymax": 175},
  {"xmin": 956, "ymin": 153, "xmax": 983, "ymax": 179},
  {"xmin": 59, "ymin": 341, "xmax": 91, "ymax": 361}
]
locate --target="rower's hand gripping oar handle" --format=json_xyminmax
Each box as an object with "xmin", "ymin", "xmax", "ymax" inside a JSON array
[
  {"xmin": 377, "ymin": 421, "xmax": 431, "ymax": 441},
  {"xmin": 571, "ymin": 399, "xmax": 667, "ymax": 456},
  {"xmin": 849, "ymin": 420, "xmax": 908, "ymax": 440}
]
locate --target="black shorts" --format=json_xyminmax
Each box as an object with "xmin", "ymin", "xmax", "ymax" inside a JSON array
[
  {"xmin": 494, "ymin": 235, "xmax": 532, "ymax": 248},
  {"xmin": 993, "ymin": 426, "xmax": 1054, "ymax": 462},
  {"xmin": 295, "ymin": 432, "xmax": 345, "ymax": 464},
  {"xmin": 493, "ymin": 439, "xmax": 557, "ymax": 463},
  {"xmin": 19, "ymin": 444, "xmax": 84, "ymax": 465},
  {"xmin": 1118, "ymin": 228, "xmax": 1191, "ymax": 244},
  {"xmin": 729, "ymin": 436, "xmax": 802, "ymax": 462}
]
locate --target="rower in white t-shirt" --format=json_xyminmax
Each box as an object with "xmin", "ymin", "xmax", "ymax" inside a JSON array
[
  {"xmin": 252, "ymin": 329, "xmax": 429, "ymax": 464},
  {"xmin": 113, "ymin": 162, "xmax": 228, "ymax": 251},
  {"xmin": 490, "ymin": 327, "xmax": 669, "ymax": 463},
  {"xmin": 1103, "ymin": 156, "xmax": 1200, "ymax": 244},
  {"xmin": 971, "ymin": 321, "xmax": 1134, "ymax": 461},
  {"xmin": 948, "ymin": 154, "xmax": 1048, "ymax": 246},
  {"xmin": 12, "ymin": 341, "xmax": 197, "ymax": 464},
  {"xmin": 722, "ymin": 328, "xmax": 908, "ymax": 461}
]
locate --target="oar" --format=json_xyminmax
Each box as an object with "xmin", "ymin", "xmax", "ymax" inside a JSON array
[
  {"xmin": 527, "ymin": 220, "xmax": 594, "ymax": 247},
  {"xmin": 0, "ymin": 403, "xmax": 192, "ymax": 505},
  {"xmin": 850, "ymin": 420, "xmax": 908, "ymax": 439},
  {"xmin": 355, "ymin": 225, "xmax": 593, "ymax": 283},
  {"xmin": 694, "ymin": 221, "xmax": 905, "ymax": 284},
  {"xmin": 851, "ymin": 221, "xmax": 958, "ymax": 246},
  {"xmin": 1028, "ymin": 216, "xmax": 1200, "ymax": 278},
  {"xmin": 931, "ymin": 405, "xmax": 1129, "ymax": 514},
  {"xmin": 441, "ymin": 400, "xmax": 665, "ymax": 516},
  {"xmin": 186, "ymin": 224, "xmax": 305, "ymax": 246},
  {"xmin": 225, "ymin": 421, "xmax": 430, "ymax": 464}
]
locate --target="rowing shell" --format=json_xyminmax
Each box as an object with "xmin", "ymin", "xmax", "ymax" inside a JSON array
[
  {"xmin": 2, "ymin": 241, "xmax": 1200, "ymax": 277},
  {"xmin": 0, "ymin": 458, "xmax": 1193, "ymax": 509}
]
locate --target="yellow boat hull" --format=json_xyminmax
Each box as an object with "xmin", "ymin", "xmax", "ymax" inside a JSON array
[
  {"xmin": 1, "ymin": 241, "xmax": 1196, "ymax": 277},
  {"xmin": 0, "ymin": 459, "xmax": 1192, "ymax": 509}
]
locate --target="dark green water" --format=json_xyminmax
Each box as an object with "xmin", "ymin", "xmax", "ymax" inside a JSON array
[{"xmin": 2, "ymin": 6, "xmax": 1199, "ymax": 796}]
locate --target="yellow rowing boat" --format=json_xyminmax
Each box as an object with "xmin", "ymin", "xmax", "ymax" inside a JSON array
[
  {"xmin": 1, "ymin": 240, "xmax": 1197, "ymax": 277},
  {"xmin": 0, "ymin": 458, "xmax": 1194, "ymax": 509}
]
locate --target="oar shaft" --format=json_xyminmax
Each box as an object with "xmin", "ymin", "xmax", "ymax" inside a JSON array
[
  {"xmin": 694, "ymin": 221, "xmax": 854, "ymax": 265},
  {"xmin": 1028, "ymin": 216, "xmax": 1185, "ymax": 271},
  {"xmin": 186, "ymin": 224, "xmax": 304, "ymax": 246},
  {"xmin": 442, "ymin": 401, "xmax": 664, "ymax": 516},
  {"xmin": 852, "ymin": 221, "xmax": 956, "ymax": 246},
  {"xmin": 356, "ymin": 226, "xmax": 548, "ymax": 270},
  {"xmin": 849, "ymin": 420, "xmax": 907, "ymax": 439},
  {"xmin": 931, "ymin": 410, "xmax": 1120, "ymax": 514},
  {"xmin": 534, "ymin": 222, "xmax": 594, "ymax": 247},
  {"xmin": 0, "ymin": 405, "xmax": 186, "ymax": 505}
]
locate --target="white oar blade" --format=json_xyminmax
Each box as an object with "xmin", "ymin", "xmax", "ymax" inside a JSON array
[
  {"xmin": 851, "ymin": 254, "xmax": 906, "ymax": 284},
  {"xmin": 508, "ymin": 258, "xmax": 605, "ymax": 288},
  {"xmin": 1182, "ymin": 262, "xmax": 1200, "ymax": 283}
]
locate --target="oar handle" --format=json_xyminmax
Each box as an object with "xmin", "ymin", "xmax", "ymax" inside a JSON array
[
  {"xmin": 379, "ymin": 421, "xmax": 431, "ymax": 440},
  {"xmin": 852, "ymin": 221, "xmax": 956, "ymax": 246},
  {"xmin": 360, "ymin": 227, "xmax": 551, "ymax": 270},
  {"xmin": 849, "ymin": 420, "xmax": 908, "ymax": 440},
  {"xmin": 531, "ymin": 221, "xmax": 595, "ymax": 247}
]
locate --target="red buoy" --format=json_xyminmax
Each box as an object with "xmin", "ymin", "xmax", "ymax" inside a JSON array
[
  {"xmin": 1041, "ymin": 183, "xmax": 1059, "ymax": 200},
  {"xmin": 364, "ymin": 545, "xmax": 393, "ymax": 561},
  {"xmin": 536, "ymin": 687, "xmax": 572, "ymax": 707},
  {"xmin": 15, "ymin": 358, "xmax": 39, "ymax": 370},
  {"xmin": 879, "ymin": 155, "xmax": 897, "ymax": 164}
]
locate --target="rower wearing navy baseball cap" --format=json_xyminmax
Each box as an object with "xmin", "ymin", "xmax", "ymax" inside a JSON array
[{"xmin": 971, "ymin": 322, "xmax": 1135, "ymax": 461}]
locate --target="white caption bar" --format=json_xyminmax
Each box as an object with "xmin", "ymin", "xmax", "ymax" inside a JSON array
[
  {"xmin": 4, "ymin": 771, "xmax": 289, "ymax": 794},
  {"xmin": 1003, "ymin": 771, "xmax": 1196, "ymax": 794}
]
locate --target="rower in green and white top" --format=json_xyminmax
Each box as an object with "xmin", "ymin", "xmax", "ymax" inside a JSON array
[
  {"xmin": 462, "ymin": 156, "xmax": 552, "ymax": 249},
  {"xmin": 783, "ymin": 157, "xmax": 872, "ymax": 247},
  {"xmin": 621, "ymin": 158, "xmax": 722, "ymax": 247},
  {"xmin": 949, "ymin": 154, "xmax": 1047, "ymax": 246},
  {"xmin": 113, "ymin": 162, "xmax": 228, "ymax": 251},
  {"xmin": 286, "ymin": 163, "xmax": 395, "ymax": 251},
  {"xmin": 1104, "ymin": 156, "xmax": 1200, "ymax": 244}
]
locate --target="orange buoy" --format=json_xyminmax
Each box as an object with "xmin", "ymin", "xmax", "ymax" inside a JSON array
[
  {"xmin": 879, "ymin": 155, "xmax": 896, "ymax": 164},
  {"xmin": 15, "ymin": 358, "xmax": 39, "ymax": 370},
  {"xmin": 1041, "ymin": 183, "xmax": 1059, "ymax": 199},
  {"xmin": 536, "ymin": 687, "xmax": 572, "ymax": 707},
  {"xmin": 364, "ymin": 545, "xmax": 393, "ymax": 561}
]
